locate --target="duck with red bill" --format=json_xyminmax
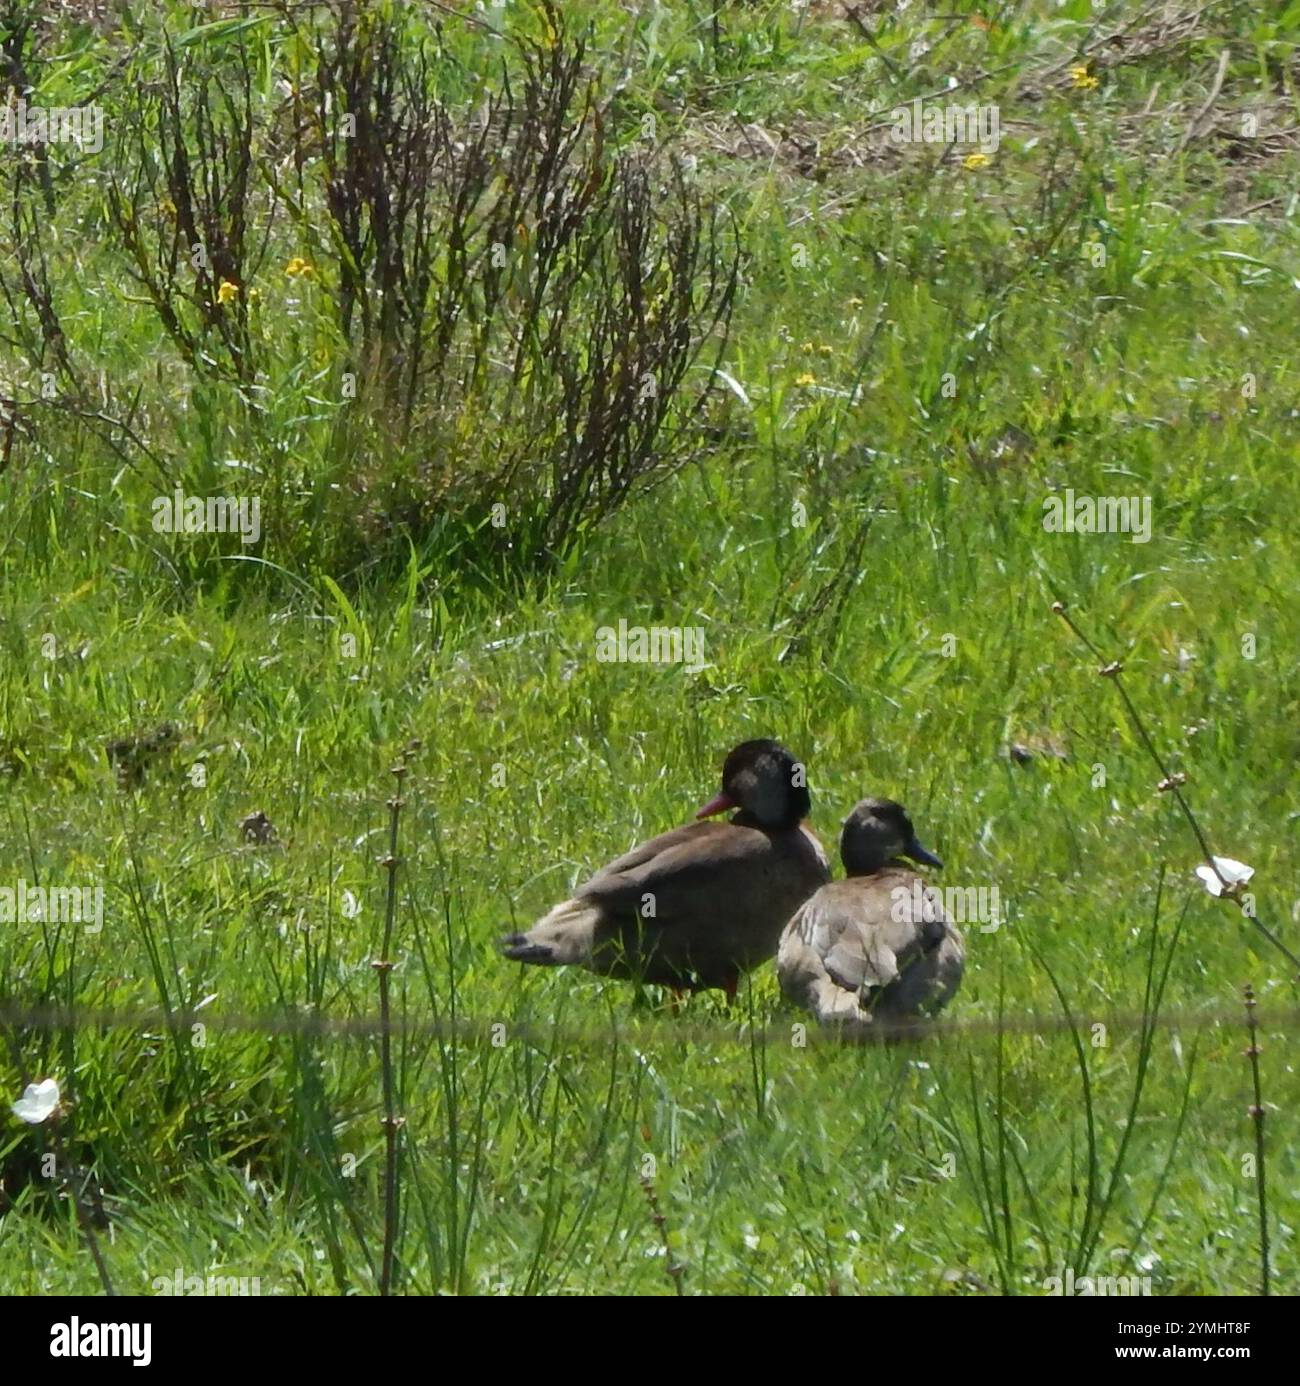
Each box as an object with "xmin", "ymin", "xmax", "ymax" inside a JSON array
[{"xmin": 501, "ymin": 738, "xmax": 828, "ymax": 1001}]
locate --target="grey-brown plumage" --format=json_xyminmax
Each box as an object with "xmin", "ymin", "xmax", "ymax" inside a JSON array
[
  {"xmin": 777, "ymin": 797, "xmax": 964, "ymax": 1035},
  {"xmin": 501, "ymin": 740, "xmax": 830, "ymax": 998}
]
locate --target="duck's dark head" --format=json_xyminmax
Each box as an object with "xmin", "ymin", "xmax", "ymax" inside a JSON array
[
  {"xmin": 840, "ymin": 797, "xmax": 942, "ymax": 876},
  {"xmin": 695, "ymin": 739, "xmax": 811, "ymax": 830}
]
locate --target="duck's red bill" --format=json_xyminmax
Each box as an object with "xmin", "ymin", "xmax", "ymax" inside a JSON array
[{"xmin": 695, "ymin": 792, "xmax": 737, "ymax": 819}]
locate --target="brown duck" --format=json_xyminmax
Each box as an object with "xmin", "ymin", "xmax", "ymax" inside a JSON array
[
  {"xmin": 501, "ymin": 739, "xmax": 830, "ymax": 1001},
  {"xmin": 777, "ymin": 797, "xmax": 964, "ymax": 1034}
]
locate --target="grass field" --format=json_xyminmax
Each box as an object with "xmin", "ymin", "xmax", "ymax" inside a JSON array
[{"xmin": 1, "ymin": 0, "xmax": 1298, "ymax": 1296}]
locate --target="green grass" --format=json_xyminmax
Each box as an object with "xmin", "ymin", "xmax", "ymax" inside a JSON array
[{"xmin": 1, "ymin": 0, "xmax": 1297, "ymax": 1295}]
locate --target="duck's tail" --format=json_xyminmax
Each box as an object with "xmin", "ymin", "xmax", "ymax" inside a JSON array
[{"xmin": 500, "ymin": 897, "xmax": 600, "ymax": 967}]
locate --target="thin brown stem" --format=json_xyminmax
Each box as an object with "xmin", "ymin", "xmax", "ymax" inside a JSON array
[
  {"xmin": 1242, "ymin": 984, "xmax": 1269, "ymax": 1296},
  {"xmin": 375, "ymin": 739, "xmax": 421, "ymax": 1295},
  {"xmin": 1052, "ymin": 602, "xmax": 1300, "ymax": 976},
  {"xmin": 640, "ymin": 1173, "xmax": 685, "ymax": 1295},
  {"xmin": 49, "ymin": 1118, "xmax": 116, "ymax": 1297}
]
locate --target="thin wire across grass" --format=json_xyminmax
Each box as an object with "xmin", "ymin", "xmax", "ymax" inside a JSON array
[{"xmin": 0, "ymin": 997, "xmax": 1293, "ymax": 1046}]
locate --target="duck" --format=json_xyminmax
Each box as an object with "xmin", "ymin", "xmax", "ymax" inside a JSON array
[
  {"xmin": 501, "ymin": 739, "xmax": 830, "ymax": 1001},
  {"xmin": 777, "ymin": 797, "xmax": 964, "ymax": 1035}
]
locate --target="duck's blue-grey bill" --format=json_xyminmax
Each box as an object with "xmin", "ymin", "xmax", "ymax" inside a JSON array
[{"xmin": 904, "ymin": 837, "xmax": 943, "ymax": 869}]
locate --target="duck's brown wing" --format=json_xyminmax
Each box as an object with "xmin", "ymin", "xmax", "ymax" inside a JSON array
[
  {"xmin": 579, "ymin": 820, "xmax": 740, "ymax": 892},
  {"xmin": 577, "ymin": 820, "xmax": 789, "ymax": 920},
  {"xmin": 506, "ymin": 821, "xmax": 827, "ymax": 986}
]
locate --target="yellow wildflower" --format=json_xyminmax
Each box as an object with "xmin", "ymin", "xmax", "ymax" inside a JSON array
[
  {"xmin": 963, "ymin": 151, "xmax": 990, "ymax": 171},
  {"xmin": 216, "ymin": 279, "xmax": 239, "ymax": 305},
  {"xmin": 285, "ymin": 256, "xmax": 316, "ymax": 279},
  {"xmin": 1070, "ymin": 64, "xmax": 1099, "ymax": 90},
  {"xmin": 794, "ymin": 372, "xmax": 817, "ymax": 387}
]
